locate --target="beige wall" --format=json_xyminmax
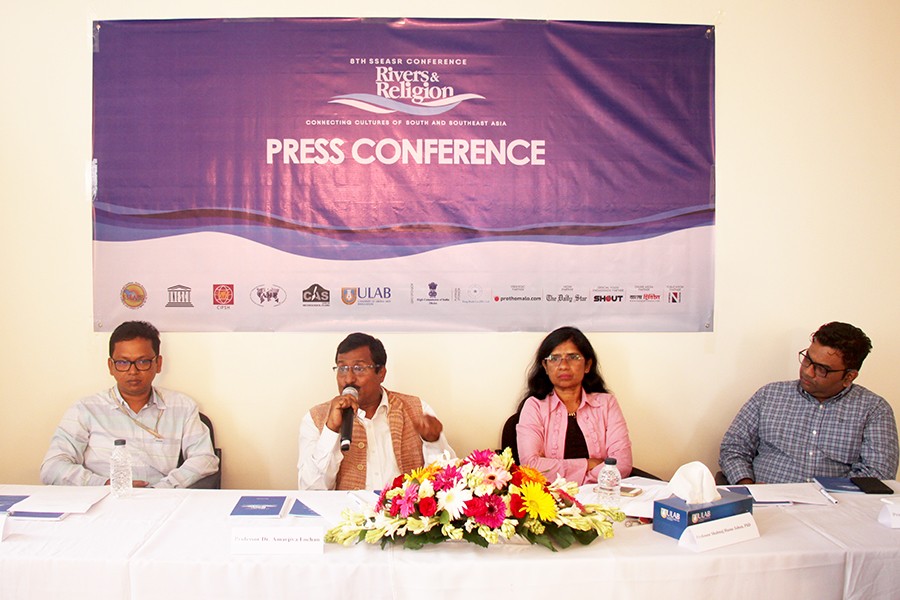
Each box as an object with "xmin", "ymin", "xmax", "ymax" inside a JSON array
[{"xmin": 1, "ymin": 0, "xmax": 898, "ymax": 489}]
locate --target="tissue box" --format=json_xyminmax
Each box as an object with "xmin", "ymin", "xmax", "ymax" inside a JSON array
[{"xmin": 652, "ymin": 490, "xmax": 753, "ymax": 540}]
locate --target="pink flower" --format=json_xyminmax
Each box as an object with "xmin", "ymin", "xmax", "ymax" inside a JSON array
[
  {"xmin": 466, "ymin": 449, "xmax": 496, "ymax": 467},
  {"xmin": 395, "ymin": 483, "xmax": 420, "ymax": 518},
  {"xmin": 433, "ymin": 465, "xmax": 463, "ymax": 491},
  {"xmin": 464, "ymin": 494, "xmax": 507, "ymax": 529},
  {"xmin": 481, "ymin": 466, "xmax": 512, "ymax": 490}
]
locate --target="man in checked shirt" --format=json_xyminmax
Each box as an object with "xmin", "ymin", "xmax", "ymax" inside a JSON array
[{"xmin": 719, "ymin": 321, "xmax": 898, "ymax": 484}]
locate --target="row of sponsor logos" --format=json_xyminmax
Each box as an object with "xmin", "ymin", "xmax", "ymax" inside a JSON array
[{"xmin": 119, "ymin": 282, "xmax": 686, "ymax": 310}]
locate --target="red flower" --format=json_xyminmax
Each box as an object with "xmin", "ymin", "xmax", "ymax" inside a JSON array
[
  {"xmin": 510, "ymin": 468, "xmax": 524, "ymax": 488},
  {"xmin": 509, "ymin": 493, "xmax": 526, "ymax": 518},
  {"xmin": 418, "ymin": 496, "xmax": 438, "ymax": 517},
  {"xmin": 389, "ymin": 499, "xmax": 401, "ymax": 517},
  {"xmin": 557, "ymin": 489, "xmax": 585, "ymax": 511},
  {"xmin": 463, "ymin": 494, "xmax": 506, "ymax": 528}
]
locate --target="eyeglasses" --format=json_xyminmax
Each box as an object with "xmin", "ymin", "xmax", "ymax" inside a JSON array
[
  {"xmin": 543, "ymin": 353, "xmax": 584, "ymax": 366},
  {"xmin": 798, "ymin": 350, "xmax": 849, "ymax": 378},
  {"xmin": 111, "ymin": 356, "xmax": 157, "ymax": 372},
  {"xmin": 333, "ymin": 364, "xmax": 380, "ymax": 376}
]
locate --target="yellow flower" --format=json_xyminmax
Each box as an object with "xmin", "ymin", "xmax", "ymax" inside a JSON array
[
  {"xmin": 408, "ymin": 464, "xmax": 439, "ymax": 483},
  {"xmin": 519, "ymin": 481, "xmax": 557, "ymax": 521}
]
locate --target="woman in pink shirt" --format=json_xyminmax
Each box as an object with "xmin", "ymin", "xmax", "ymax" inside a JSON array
[{"xmin": 515, "ymin": 326, "xmax": 632, "ymax": 484}]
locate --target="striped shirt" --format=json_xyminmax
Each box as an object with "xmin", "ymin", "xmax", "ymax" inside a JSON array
[
  {"xmin": 40, "ymin": 387, "xmax": 219, "ymax": 488},
  {"xmin": 719, "ymin": 380, "xmax": 898, "ymax": 484}
]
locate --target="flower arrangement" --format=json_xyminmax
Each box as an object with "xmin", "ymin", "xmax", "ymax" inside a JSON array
[{"xmin": 326, "ymin": 448, "xmax": 624, "ymax": 551}]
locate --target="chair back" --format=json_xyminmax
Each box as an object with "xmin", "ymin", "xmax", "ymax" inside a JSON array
[
  {"xmin": 179, "ymin": 412, "xmax": 222, "ymax": 489},
  {"xmin": 501, "ymin": 413, "xmax": 520, "ymax": 464}
]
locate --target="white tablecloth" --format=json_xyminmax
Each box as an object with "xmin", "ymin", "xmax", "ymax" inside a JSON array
[{"xmin": 1, "ymin": 483, "xmax": 897, "ymax": 599}]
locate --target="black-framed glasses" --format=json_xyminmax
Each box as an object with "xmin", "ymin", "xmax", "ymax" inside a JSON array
[
  {"xmin": 798, "ymin": 350, "xmax": 849, "ymax": 378},
  {"xmin": 333, "ymin": 364, "xmax": 380, "ymax": 376},
  {"xmin": 111, "ymin": 356, "xmax": 158, "ymax": 372},
  {"xmin": 543, "ymin": 353, "xmax": 584, "ymax": 367}
]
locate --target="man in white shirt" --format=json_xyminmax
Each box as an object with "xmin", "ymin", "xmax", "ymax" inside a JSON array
[
  {"xmin": 298, "ymin": 332, "xmax": 454, "ymax": 490},
  {"xmin": 40, "ymin": 321, "xmax": 219, "ymax": 488}
]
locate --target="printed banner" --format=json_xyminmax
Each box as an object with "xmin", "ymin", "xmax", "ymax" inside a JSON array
[{"xmin": 92, "ymin": 18, "xmax": 715, "ymax": 332}]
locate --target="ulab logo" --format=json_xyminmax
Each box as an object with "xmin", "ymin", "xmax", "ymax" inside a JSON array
[
  {"xmin": 659, "ymin": 508, "xmax": 681, "ymax": 523},
  {"xmin": 330, "ymin": 65, "xmax": 484, "ymax": 116},
  {"xmin": 691, "ymin": 510, "xmax": 712, "ymax": 524},
  {"xmin": 302, "ymin": 283, "xmax": 330, "ymax": 306},
  {"xmin": 251, "ymin": 284, "xmax": 286, "ymax": 307},
  {"xmin": 341, "ymin": 288, "xmax": 358, "ymax": 305}
]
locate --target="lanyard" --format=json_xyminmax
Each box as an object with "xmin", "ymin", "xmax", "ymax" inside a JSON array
[{"xmin": 111, "ymin": 387, "xmax": 164, "ymax": 439}]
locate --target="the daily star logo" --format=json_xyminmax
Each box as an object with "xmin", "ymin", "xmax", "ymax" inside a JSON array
[{"xmin": 330, "ymin": 66, "xmax": 484, "ymax": 116}]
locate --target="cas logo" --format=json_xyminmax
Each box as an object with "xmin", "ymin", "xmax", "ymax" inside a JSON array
[{"xmin": 302, "ymin": 283, "xmax": 330, "ymax": 306}]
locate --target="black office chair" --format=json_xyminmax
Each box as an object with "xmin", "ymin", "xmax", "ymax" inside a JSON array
[
  {"xmin": 500, "ymin": 412, "xmax": 520, "ymax": 464},
  {"xmin": 179, "ymin": 412, "xmax": 222, "ymax": 489}
]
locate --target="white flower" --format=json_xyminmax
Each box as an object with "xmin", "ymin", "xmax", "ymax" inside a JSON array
[{"xmin": 437, "ymin": 482, "xmax": 473, "ymax": 520}]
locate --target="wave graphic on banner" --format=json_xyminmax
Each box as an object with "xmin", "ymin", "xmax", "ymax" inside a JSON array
[
  {"xmin": 93, "ymin": 202, "xmax": 712, "ymax": 260},
  {"xmin": 328, "ymin": 93, "xmax": 486, "ymax": 115}
]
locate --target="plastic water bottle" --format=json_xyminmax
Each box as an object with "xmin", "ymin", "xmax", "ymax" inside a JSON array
[
  {"xmin": 595, "ymin": 457, "xmax": 621, "ymax": 507},
  {"xmin": 110, "ymin": 439, "xmax": 133, "ymax": 498}
]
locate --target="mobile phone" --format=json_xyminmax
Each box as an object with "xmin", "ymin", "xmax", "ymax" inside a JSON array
[
  {"xmin": 850, "ymin": 477, "xmax": 894, "ymax": 495},
  {"xmin": 620, "ymin": 486, "xmax": 643, "ymax": 497}
]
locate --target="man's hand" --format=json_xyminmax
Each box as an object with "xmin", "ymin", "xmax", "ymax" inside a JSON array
[
  {"xmin": 414, "ymin": 414, "xmax": 443, "ymax": 443},
  {"xmin": 105, "ymin": 479, "xmax": 150, "ymax": 487},
  {"xmin": 325, "ymin": 392, "xmax": 359, "ymax": 433}
]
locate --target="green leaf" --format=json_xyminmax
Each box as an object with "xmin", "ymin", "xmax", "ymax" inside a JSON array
[
  {"xmin": 571, "ymin": 528, "xmax": 599, "ymax": 546},
  {"xmin": 462, "ymin": 530, "xmax": 489, "ymax": 548},
  {"xmin": 547, "ymin": 526, "xmax": 574, "ymax": 549},
  {"xmin": 531, "ymin": 533, "xmax": 558, "ymax": 552}
]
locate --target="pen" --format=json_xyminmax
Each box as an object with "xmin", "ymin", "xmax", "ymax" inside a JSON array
[
  {"xmin": 881, "ymin": 498, "xmax": 895, "ymax": 505},
  {"xmin": 818, "ymin": 487, "xmax": 838, "ymax": 505}
]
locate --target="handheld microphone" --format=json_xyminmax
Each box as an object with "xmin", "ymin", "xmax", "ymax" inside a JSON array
[{"xmin": 339, "ymin": 386, "xmax": 359, "ymax": 452}]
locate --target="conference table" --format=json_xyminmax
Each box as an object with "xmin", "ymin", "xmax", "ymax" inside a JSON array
[{"xmin": 0, "ymin": 481, "xmax": 897, "ymax": 599}]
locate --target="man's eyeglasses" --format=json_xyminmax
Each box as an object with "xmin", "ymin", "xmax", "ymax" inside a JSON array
[
  {"xmin": 111, "ymin": 356, "xmax": 158, "ymax": 372},
  {"xmin": 798, "ymin": 350, "xmax": 849, "ymax": 378},
  {"xmin": 333, "ymin": 364, "xmax": 381, "ymax": 376},
  {"xmin": 543, "ymin": 353, "xmax": 584, "ymax": 366}
]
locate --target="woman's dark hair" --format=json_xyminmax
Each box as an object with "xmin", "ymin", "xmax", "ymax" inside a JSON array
[{"xmin": 519, "ymin": 326, "xmax": 608, "ymax": 408}]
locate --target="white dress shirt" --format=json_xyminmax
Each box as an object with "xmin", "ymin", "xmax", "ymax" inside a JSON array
[{"xmin": 298, "ymin": 388, "xmax": 454, "ymax": 490}]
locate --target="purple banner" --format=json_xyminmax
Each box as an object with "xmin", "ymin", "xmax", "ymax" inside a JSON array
[
  {"xmin": 92, "ymin": 18, "xmax": 715, "ymax": 333},
  {"xmin": 93, "ymin": 18, "xmax": 714, "ymax": 261}
]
